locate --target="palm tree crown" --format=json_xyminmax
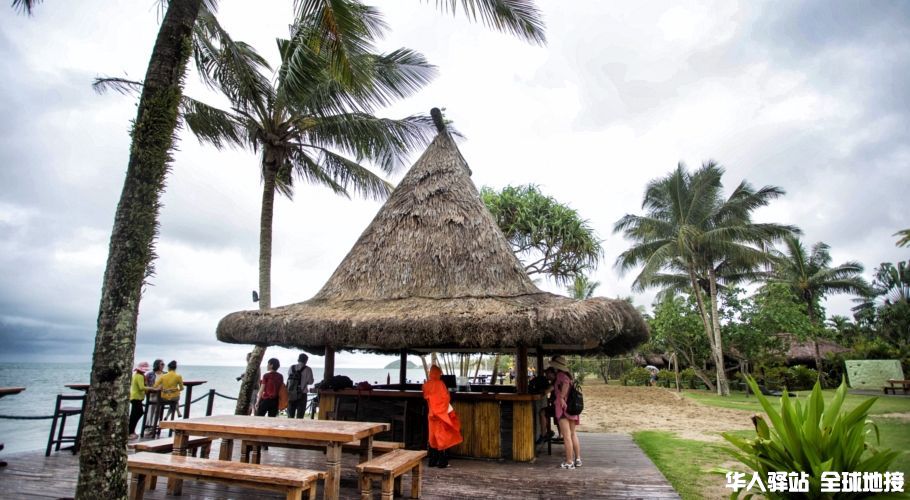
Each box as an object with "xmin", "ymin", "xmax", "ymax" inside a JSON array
[{"xmin": 767, "ymin": 235, "xmax": 870, "ymax": 323}]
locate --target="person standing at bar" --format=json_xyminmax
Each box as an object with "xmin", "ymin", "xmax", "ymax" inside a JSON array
[
  {"xmin": 422, "ymin": 365, "xmax": 462, "ymax": 468},
  {"xmin": 549, "ymin": 355, "xmax": 581, "ymax": 469},
  {"xmin": 286, "ymin": 353, "xmax": 314, "ymax": 418}
]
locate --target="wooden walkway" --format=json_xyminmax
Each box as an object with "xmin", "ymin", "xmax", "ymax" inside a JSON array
[{"xmin": 0, "ymin": 433, "xmax": 678, "ymax": 499}]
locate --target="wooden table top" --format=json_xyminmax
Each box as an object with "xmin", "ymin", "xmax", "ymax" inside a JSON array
[
  {"xmin": 0, "ymin": 387, "xmax": 25, "ymax": 398},
  {"xmin": 160, "ymin": 415, "xmax": 389, "ymax": 442}
]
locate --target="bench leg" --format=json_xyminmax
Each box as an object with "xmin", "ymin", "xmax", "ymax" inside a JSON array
[
  {"xmin": 200, "ymin": 442, "xmax": 211, "ymax": 459},
  {"xmin": 129, "ymin": 473, "xmax": 147, "ymax": 500},
  {"xmin": 240, "ymin": 440, "xmax": 251, "ymax": 463},
  {"xmin": 148, "ymin": 475, "xmax": 157, "ymax": 491},
  {"xmin": 411, "ymin": 462, "xmax": 422, "ymax": 499},
  {"xmin": 359, "ymin": 435, "xmax": 373, "ymax": 463},
  {"xmin": 381, "ymin": 472, "xmax": 394, "ymax": 500},
  {"xmin": 308, "ymin": 481, "xmax": 318, "ymax": 500},
  {"xmin": 219, "ymin": 438, "xmax": 234, "ymax": 461},
  {"xmin": 360, "ymin": 474, "xmax": 372, "ymax": 500},
  {"xmin": 394, "ymin": 475, "xmax": 403, "ymax": 497},
  {"xmin": 286, "ymin": 486, "xmax": 304, "ymax": 500}
]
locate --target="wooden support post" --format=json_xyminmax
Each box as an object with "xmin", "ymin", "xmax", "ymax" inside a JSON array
[
  {"xmin": 516, "ymin": 344, "xmax": 528, "ymax": 394},
  {"xmin": 536, "ymin": 349, "xmax": 544, "ymax": 374},
  {"xmin": 324, "ymin": 347, "xmax": 335, "ymax": 384},
  {"xmin": 399, "ymin": 349, "xmax": 407, "ymax": 385}
]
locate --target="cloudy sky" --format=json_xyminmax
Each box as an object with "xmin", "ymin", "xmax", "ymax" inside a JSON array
[{"xmin": 1, "ymin": 1, "xmax": 907, "ymax": 367}]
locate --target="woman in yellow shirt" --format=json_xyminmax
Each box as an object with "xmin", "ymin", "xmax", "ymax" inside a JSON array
[
  {"xmin": 154, "ymin": 360, "xmax": 184, "ymax": 419},
  {"xmin": 129, "ymin": 361, "xmax": 150, "ymax": 440}
]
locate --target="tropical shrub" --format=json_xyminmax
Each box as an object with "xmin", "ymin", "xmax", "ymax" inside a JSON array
[
  {"xmin": 680, "ymin": 368, "xmax": 702, "ymax": 389},
  {"xmin": 788, "ymin": 365, "xmax": 819, "ymax": 390},
  {"xmin": 620, "ymin": 367, "xmax": 652, "ymax": 386},
  {"xmin": 657, "ymin": 370, "xmax": 677, "ymax": 387},
  {"xmin": 722, "ymin": 377, "xmax": 901, "ymax": 499}
]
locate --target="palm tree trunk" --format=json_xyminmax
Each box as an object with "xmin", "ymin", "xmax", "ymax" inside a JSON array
[
  {"xmin": 235, "ymin": 164, "xmax": 278, "ymax": 414},
  {"xmin": 707, "ymin": 267, "xmax": 730, "ymax": 396},
  {"xmin": 75, "ymin": 1, "xmax": 203, "ymax": 498},
  {"xmin": 806, "ymin": 300, "xmax": 823, "ymax": 383},
  {"xmin": 687, "ymin": 267, "xmax": 724, "ymax": 393}
]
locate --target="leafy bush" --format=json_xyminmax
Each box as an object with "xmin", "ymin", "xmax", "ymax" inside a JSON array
[
  {"xmin": 620, "ymin": 367, "xmax": 652, "ymax": 386},
  {"xmin": 788, "ymin": 365, "xmax": 819, "ymax": 390},
  {"xmin": 761, "ymin": 366, "xmax": 790, "ymax": 390},
  {"xmin": 680, "ymin": 368, "xmax": 702, "ymax": 389},
  {"xmin": 721, "ymin": 377, "xmax": 901, "ymax": 499},
  {"xmin": 657, "ymin": 370, "xmax": 676, "ymax": 388}
]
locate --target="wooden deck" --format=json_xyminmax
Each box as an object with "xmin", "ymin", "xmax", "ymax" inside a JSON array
[{"xmin": 0, "ymin": 433, "xmax": 678, "ymax": 499}]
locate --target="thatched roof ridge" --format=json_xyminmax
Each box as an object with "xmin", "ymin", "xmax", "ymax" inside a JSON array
[
  {"xmin": 777, "ymin": 333, "xmax": 849, "ymax": 363},
  {"xmin": 217, "ymin": 125, "xmax": 648, "ymax": 355}
]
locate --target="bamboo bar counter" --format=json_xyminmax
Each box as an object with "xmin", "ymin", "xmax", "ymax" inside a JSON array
[{"xmin": 317, "ymin": 386, "xmax": 545, "ymax": 462}]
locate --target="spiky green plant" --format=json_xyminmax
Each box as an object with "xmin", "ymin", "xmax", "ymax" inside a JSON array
[{"xmin": 721, "ymin": 377, "xmax": 903, "ymax": 499}]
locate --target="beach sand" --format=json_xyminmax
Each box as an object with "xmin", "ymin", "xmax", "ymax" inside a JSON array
[{"xmin": 576, "ymin": 380, "xmax": 755, "ymax": 441}]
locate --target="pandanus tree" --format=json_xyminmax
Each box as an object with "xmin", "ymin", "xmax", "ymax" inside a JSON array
[
  {"xmin": 614, "ymin": 162, "xmax": 797, "ymax": 395},
  {"xmin": 765, "ymin": 236, "xmax": 870, "ymax": 376}
]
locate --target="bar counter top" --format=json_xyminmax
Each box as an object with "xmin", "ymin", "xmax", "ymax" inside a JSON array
[{"xmin": 320, "ymin": 387, "xmax": 545, "ymax": 402}]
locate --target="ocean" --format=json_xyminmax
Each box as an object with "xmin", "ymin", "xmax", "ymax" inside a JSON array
[{"xmin": 0, "ymin": 363, "xmax": 429, "ymax": 455}]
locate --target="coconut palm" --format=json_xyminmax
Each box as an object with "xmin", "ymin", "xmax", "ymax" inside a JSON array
[
  {"xmin": 766, "ymin": 236, "xmax": 869, "ymax": 376},
  {"xmin": 614, "ymin": 162, "xmax": 796, "ymax": 395},
  {"xmin": 568, "ymin": 274, "xmax": 600, "ymax": 299}
]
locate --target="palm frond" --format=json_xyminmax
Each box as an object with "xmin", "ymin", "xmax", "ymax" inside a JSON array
[
  {"xmin": 193, "ymin": 7, "xmax": 272, "ymax": 114},
  {"xmin": 180, "ymin": 96, "xmax": 248, "ymax": 150},
  {"xmin": 93, "ymin": 77, "xmax": 143, "ymax": 96},
  {"xmin": 11, "ymin": 0, "xmax": 41, "ymax": 15},
  {"xmin": 427, "ymin": 0, "xmax": 546, "ymax": 45}
]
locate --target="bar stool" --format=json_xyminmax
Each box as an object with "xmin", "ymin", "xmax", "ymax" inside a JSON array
[
  {"xmin": 327, "ymin": 395, "xmax": 359, "ymax": 421},
  {"xmin": 142, "ymin": 398, "xmax": 178, "ymax": 438},
  {"xmin": 389, "ymin": 401, "xmax": 408, "ymax": 444},
  {"xmin": 45, "ymin": 394, "xmax": 85, "ymax": 456}
]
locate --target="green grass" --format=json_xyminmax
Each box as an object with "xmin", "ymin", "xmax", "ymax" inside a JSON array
[
  {"xmin": 633, "ymin": 431, "xmax": 731, "ymax": 500},
  {"xmin": 683, "ymin": 389, "xmax": 910, "ymax": 415}
]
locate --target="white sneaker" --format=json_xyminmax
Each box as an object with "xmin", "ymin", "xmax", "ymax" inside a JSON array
[
  {"xmin": 559, "ymin": 462, "xmax": 575, "ymax": 469},
  {"xmin": 574, "ymin": 458, "xmax": 582, "ymax": 467}
]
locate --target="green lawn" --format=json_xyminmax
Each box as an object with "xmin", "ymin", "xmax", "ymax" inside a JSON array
[
  {"xmin": 683, "ymin": 389, "xmax": 910, "ymax": 415},
  {"xmin": 635, "ymin": 390, "xmax": 910, "ymax": 499}
]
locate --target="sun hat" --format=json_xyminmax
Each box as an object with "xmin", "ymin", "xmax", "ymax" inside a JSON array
[
  {"xmin": 548, "ymin": 356, "xmax": 570, "ymax": 374},
  {"xmin": 135, "ymin": 361, "xmax": 150, "ymax": 373}
]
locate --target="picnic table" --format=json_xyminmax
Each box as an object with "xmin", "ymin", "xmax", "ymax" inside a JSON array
[
  {"xmin": 883, "ymin": 379, "xmax": 910, "ymax": 395},
  {"xmin": 160, "ymin": 415, "xmax": 389, "ymax": 500}
]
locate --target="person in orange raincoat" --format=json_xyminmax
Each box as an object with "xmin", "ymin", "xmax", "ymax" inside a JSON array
[{"xmin": 422, "ymin": 365, "xmax": 462, "ymax": 468}]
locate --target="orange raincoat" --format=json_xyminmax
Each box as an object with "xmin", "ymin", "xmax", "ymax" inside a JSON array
[{"xmin": 422, "ymin": 366, "xmax": 462, "ymax": 451}]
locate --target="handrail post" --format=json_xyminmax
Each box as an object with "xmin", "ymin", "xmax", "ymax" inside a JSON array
[{"xmin": 206, "ymin": 389, "xmax": 216, "ymax": 416}]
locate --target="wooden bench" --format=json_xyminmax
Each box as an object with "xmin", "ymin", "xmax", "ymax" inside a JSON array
[
  {"xmin": 240, "ymin": 439, "xmax": 404, "ymax": 464},
  {"xmin": 127, "ymin": 451, "xmax": 321, "ymax": 500},
  {"xmin": 356, "ymin": 449, "xmax": 427, "ymax": 500},
  {"xmin": 883, "ymin": 379, "xmax": 910, "ymax": 395},
  {"xmin": 130, "ymin": 436, "xmax": 213, "ymax": 490}
]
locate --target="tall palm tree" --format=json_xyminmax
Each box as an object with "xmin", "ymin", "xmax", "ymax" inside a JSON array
[
  {"xmin": 766, "ymin": 235, "xmax": 870, "ymax": 374},
  {"xmin": 614, "ymin": 162, "xmax": 796, "ymax": 395},
  {"xmin": 183, "ymin": 20, "xmax": 440, "ymax": 413}
]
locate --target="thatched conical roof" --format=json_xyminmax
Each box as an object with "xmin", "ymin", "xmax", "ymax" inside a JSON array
[{"xmin": 217, "ymin": 118, "xmax": 648, "ymax": 355}]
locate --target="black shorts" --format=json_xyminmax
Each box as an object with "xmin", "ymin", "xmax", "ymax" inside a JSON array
[{"xmin": 544, "ymin": 405, "xmax": 555, "ymax": 418}]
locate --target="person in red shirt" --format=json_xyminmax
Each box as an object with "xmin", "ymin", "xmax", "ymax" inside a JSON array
[
  {"xmin": 422, "ymin": 365, "xmax": 462, "ymax": 468},
  {"xmin": 256, "ymin": 358, "xmax": 284, "ymax": 417}
]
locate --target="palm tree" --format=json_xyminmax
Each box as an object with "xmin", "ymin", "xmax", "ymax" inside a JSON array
[
  {"xmin": 182, "ymin": 20, "xmax": 440, "ymax": 413},
  {"xmin": 614, "ymin": 162, "xmax": 796, "ymax": 395},
  {"xmin": 17, "ymin": 1, "xmax": 211, "ymax": 497},
  {"xmin": 568, "ymin": 274, "xmax": 600, "ymax": 299},
  {"xmin": 766, "ymin": 235, "xmax": 870, "ymax": 374}
]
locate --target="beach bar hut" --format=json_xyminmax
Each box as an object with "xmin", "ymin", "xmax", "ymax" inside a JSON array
[{"xmin": 217, "ymin": 110, "xmax": 648, "ymax": 461}]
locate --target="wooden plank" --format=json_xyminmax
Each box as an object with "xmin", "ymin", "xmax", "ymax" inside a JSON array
[
  {"xmin": 129, "ymin": 452, "xmax": 319, "ymax": 487},
  {"xmin": 472, "ymin": 401, "xmax": 501, "ymax": 458},
  {"xmin": 449, "ymin": 400, "xmax": 473, "ymax": 457},
  {"xmin": 160, "ymin": 415, "xmax": 388, "ymax": 442},
  {"xmin": 355, "ymin": 449, "xmax": 426, "ymax": 476},
  {"xmin": 511, "ymin": 401, "xmax": 535, "ymax": 462},
  {"xmin": 132, "ymin": 436, "xmax": 212, "ymax": 453}
]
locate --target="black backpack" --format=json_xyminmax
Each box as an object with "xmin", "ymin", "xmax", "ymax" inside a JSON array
[
  {"xmin": 287, "ymin": 366, "xmax": 303, "ymax": 401},
  {"xmin": 566, "ymin": 383, "xmax": 584, "ymax": 416}
]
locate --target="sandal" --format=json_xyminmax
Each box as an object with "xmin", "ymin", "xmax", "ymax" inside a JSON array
[
  {"xmin": 574, "ymin": 458, "xmax": 582, "ymax": 467},
  {"xmin": 559, "ymin": 462, "xmax": 575, "ymax": 469}
]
